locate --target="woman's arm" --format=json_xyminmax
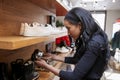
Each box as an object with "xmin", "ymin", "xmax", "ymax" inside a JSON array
[
  {"xmin": 35, "ymin": 59, "xmax": 60, "ymax": 76},
  {"xmin": 36, "ymin": 45, "xmax": 99, "ymax": 80},
  {"xmin": 52, "ymin": 54, "xmax": 65, "ymax": 62},
  {"xmin": 59, "ymin": 50, "xmax": 98, "ymax": 80},
  {"xmin": 51, "ymin": 54, "xmax": 79, "ymax": 64},
  {"xmin": 42, "ymin": 54, "xmax": 65, "ymax": 62},
  {"xmin": 36, "ymin": 40, "xmax": 101, "ymax": 80}
]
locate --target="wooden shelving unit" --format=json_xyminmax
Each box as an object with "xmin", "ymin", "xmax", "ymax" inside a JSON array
[
  {"xmin": 0, "ymin": 32, "xmax": 67, "ymax": 50},
  {"xmin": 0, "ymin": 1, "xmax": 69, "ymax": 80}
]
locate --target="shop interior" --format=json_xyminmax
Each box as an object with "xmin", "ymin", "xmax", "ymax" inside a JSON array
[{"xmin": 0, "ymin": 0, "xmax": 120, "ymax": 80}]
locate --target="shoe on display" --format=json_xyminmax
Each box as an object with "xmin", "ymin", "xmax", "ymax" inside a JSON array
[
  {"xmin": 20, "ymin": 23, "xmax": 50, "ymax": 37},
  {"xmin": 20, "ymin": 22, "xmax": 66, "ymax": 36},
  {"xmin": 44, "ymin": 24, "xmax": 63, "ymax": 35},
  {"xmin": 11, "ymin": 59, "xmax": 24, "ymax": 80},
  {"xmin": 56, "ymin": 46, "xmax": 70, "ymax": 53},
  {"xmin": 23, "ymin": 60, "xmax": 39, "ymax": 80},
  {"xmin": 11, "ymin": 59, "xmax": 39, "ymax": 80},
  {"xmin": 55, "ymin": 40, "xmax": 71, "ymax": 53},
  {"xmin": 20, "ymin": 23, "xmax": 25, "ymax": 35},
  {"xmin": 55, "ymin": 35, "xmax": 71, "ymax": 48},
  {"xmin": 0, "ymin": 63, "xmax": 9, "ymax": 80},
  {"xmin": 31, "ymin": 49, "xmax": 44, "ymax": 61}
]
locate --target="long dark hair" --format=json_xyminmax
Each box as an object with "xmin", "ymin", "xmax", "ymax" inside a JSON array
[
  {"xmin": 65, "ymin": 7, "xmax": 107, "ymax": 42},
  {"xmin": 64, "ymin": 7, "xmax": 108, "ymax": 56}
]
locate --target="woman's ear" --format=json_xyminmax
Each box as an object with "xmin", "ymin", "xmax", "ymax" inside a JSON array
[
  {"xmin": 78, "ymin": 22, "xmax": 82, "ymax": 30},
  {"xmin": 78, "ymin": 22, "xmax": 82, "ymax": 26}
]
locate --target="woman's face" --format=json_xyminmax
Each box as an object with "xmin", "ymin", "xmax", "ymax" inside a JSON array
[{"xmin": 64, "ymin": 20, "xmax": 82, "ymax": 40}]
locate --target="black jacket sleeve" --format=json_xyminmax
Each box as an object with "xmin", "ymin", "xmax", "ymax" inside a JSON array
[
  {"xmin": 59, "ymin": 39, "xmax": 102, "ymax": 80},
  {"xmin": 64, "ymin": 57, "xmax": 79, "ymax": 64}
]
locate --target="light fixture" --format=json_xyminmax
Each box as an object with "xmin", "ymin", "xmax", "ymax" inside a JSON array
[
  {"xmin": 83, "ymin": 3, "xmax": 87, "ymax": 7},
  {"xmin": 95, "ymin": 1, "xmax": 98, "ymax": 5},
  {"xmin": 103, "ymin": 6, "xmax": 106, "ymax": 10},
  {"xmin": 79, "ymin": 3, "xmax": 83, "ymax": 7},
  {"xmin": 82, "ymin": 0, "xmax": 104, "ymax": 2},
  {"xmin": 112, "ymin": 0, "xmax": 116, "ymax": 3}
]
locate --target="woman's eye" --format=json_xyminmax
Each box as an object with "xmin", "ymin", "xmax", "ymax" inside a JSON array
[
  {"xmin": 66, "ymin": 27, "xmax": 68, "ymax": 29},
  {"xmin": 65, "ymin": 26, "xmax": 70, "ymax": 31},
  {"xmin": 67, "ymin": 28, "xmax": 70, "ymax": 30}
]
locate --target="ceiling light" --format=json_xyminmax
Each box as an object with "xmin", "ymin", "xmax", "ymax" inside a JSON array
[
  {"xmin": 93, "ymin": 1, "xmax": 98, "ymax": 6},
  {"xmin": 82, "ymin": 0, "xmax": 104, "ymax": 2},
  {"xmin": 112, "ymin": 0, "xmax": 116, "ymax": 3},
  {"xmin": 83, "ymin": 3, "xmax": 87, "ymax": 7},
  {"xmin": 79, "ymin": 3, "xmax": 83, "ymax": 7},
  {"xmin": 103, "ymin": 6, "xmax": 106, "ymax": 10}
]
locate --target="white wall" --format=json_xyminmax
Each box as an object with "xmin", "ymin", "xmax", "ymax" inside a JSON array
[
  {"xmin": 105, "ymin": 10, "xmax": 120, "ymax": 41},
  {"xmin": 56, "ymin": 10, "xmax": 120, "ymax": 41}
]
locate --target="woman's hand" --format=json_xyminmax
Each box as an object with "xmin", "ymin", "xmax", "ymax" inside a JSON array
[
  {"xmin": 35, "ymin": 58, "xmax": 60, "ymax": 76},
  {"xmin": 35, "ymin": 58, "xmax": 48, "ymax": 68},
  {"xmin": 35, "ymin": 54, "xmax": 63, "ymax": 76}
]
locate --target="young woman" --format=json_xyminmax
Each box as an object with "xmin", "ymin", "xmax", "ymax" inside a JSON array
[{"xmin": 35, "ymin": 7, "xmax": 110, "ymax": 80}]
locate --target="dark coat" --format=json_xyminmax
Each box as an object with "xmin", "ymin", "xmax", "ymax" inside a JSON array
[
  {"xmin": 60, "ymin": 7, "xmax": 110, "ymax": 80},
  {"xmin": 59, "ymin": 32, "xmax": 110, "ymax": 80}
]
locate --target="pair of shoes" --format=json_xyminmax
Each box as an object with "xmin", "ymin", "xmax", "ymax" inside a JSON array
[
  {"xmin": 11, "ymin": 59, "xmax": 24, "ymax": 80},
  {"xmin": 23, "ymin": 60, "xmax": 39, "ymax": 80},
  {"xmin": 20, "ymin": 22, "xmax": 65, "ymax": 37},
  {"xmin": 20, "ymin": 23, "xmax": 50, "ymax": 37},
  {"xmin": 55, "ymin": 40, "xmax": 71, "ymax": 53},
  {"xmin": 11, "ymin": 59, "xmax": 39, "ymax": 80},
  {"xmin": 31, "ymin": 49, "xmax": 44, "ymax": 61},
  {"xmin": 56, "ymin": 35, "xmax": 71, "ymax": 47},
  {"xmin": 31, "ymin": 49, "xmax": 51, "ymax": 71},
  {"xmin": 0, "ymin": 63, "xmax": 9, "ymax": 80}
]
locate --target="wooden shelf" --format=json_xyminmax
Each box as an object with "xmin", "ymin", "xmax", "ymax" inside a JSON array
[
  {"xmin": 0, "ymin": 32, "xmax": 67, "ymax": 50},
  {"xmin": 27, "ymin": 0, "xmax": 56, "ymax": 13},
  {"xmin": 55, "ymin": 0, "xmax": 68, "ymax": 16}
]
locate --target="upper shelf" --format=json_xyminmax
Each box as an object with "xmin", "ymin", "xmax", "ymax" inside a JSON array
[
  {"xmin": 27, "ymin": 0, "xmax": 56, "ymax": 13},
  {"xmin": 55, "ymin": 1, "xmax": 68, "ymax": 16},
  {"xmin": 0, "ymin": 32, "xmax": 67, "ymax": 50}
]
